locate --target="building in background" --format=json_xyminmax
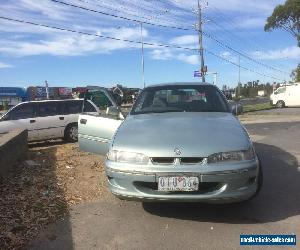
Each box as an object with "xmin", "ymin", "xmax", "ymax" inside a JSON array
[
  {"xmin": 257, "ymin": 90, "xmax": 266, "ymax": 97},
  {"xmin": 27, "ymin": 86, "xmax": 73, "ymax": 100},
  {"xmin": 0, "ymin": 87, "xmax": 27, "ymax": 110}
]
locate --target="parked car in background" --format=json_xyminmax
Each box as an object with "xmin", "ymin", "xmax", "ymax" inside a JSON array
[
  {"xmin": 270, "ymin": 83, "xmax": 300, "ymax": 108},
  {"xmin": 0, "ymin": 99, "xmax": 99, "ymax": 142},
  {"xmin": 78, "ymin": 83, "xmax": 262, "ymax": 203}
]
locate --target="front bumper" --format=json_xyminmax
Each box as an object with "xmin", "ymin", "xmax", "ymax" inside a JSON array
[{"xmin": 105, "ymin": 159, "xmax": 259, "ymax": 203}]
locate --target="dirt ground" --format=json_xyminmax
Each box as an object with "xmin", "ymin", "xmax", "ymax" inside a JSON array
[{"xmin": 0, "ymin": 142, "xmax": 115, "ymax": 249}]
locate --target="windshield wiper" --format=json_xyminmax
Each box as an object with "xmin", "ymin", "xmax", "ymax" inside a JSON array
[
  {"xmin": 133, "ymin": 108, "xmax": 186, "ymax": 114},
  {"xmin": 151, "ymin": 109, "xmax": 186, "ymax": 113}
]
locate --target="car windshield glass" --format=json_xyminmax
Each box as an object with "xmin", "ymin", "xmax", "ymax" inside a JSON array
[{"xmin": 131, "ymin": 85, "xmax": 228, "ymax": 114}]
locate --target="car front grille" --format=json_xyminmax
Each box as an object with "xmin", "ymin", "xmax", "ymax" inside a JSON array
[
  {"xmin": 180, "ymin": 157, "xmax": 204, "ymax": 164},
  {"xmin": 151, "ymin": 157, "xmax": 175, "ymax": 164},
  {"xmin": 151, "ymin": 157, "xmax": 204, "ymax": 165}
]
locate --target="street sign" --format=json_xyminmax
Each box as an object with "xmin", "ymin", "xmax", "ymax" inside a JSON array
[{"xmin": 194, "ymin": 71, "xmax": 202, "ymax": 77}]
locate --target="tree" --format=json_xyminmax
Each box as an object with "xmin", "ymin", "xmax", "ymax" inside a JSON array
[
  {"xmin": 265, "ymin": 0, "xmax": 300, "ymax": 81},
  {"xmin": 291, "ymin": 63, "xmax": 300, "ymax": 82},
  {"xmin": 264, "ymin": 0, "xmax": 300, "ymax": 46}
]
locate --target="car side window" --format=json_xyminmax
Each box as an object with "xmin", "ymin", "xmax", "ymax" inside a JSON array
[
  {"xmin": 83, "ymin": 101, "xmax": 97, "ymax": 112},
  {"xmin": 38, "ymin": 102, "xmax": 60, "ymax": 117},
  {"xmin": 65, "ymin": 101, "xmax": 83, "ymax": 114},
  {"xmin": 89, "ymin": 91, "xmax": 113, "ymax": 109},
  {"xmin": 274, "ymin": 87, "xmax": 286, "ymax": 95},
  {"xmin": 9, "ymin": 103, "xmax": 35, "ymax": 120}
]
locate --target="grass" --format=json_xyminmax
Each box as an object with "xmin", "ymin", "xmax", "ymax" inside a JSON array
[{"xmin": 243, "ymin": 102, "xmax": 273, "ymax": 113}]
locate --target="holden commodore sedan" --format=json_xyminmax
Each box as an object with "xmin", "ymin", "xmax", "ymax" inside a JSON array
[{"xmin": 78, "ymin": 83, "xmax": 262, "ymax": 203}]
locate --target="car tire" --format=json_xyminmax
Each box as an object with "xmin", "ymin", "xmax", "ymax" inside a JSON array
[
  {"xmin": 276, "ymin": 100, "xmax": 285, "ymax": 108},
  {"xmin": 64, "ymin": 123, "xmax": 78, "ymax": 142}
]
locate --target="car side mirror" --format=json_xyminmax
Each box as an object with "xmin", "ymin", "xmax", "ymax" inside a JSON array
[
  {"xmin": 230, "ymin": 102, "xmax": 243, "ymax": 116},
  {"xmin": 231, "ymin": 106, "xmax": 238, "ymax": 116},
  {"xmin": 106, "ymin": 106, "xmax": 123, "ymax": 119}
]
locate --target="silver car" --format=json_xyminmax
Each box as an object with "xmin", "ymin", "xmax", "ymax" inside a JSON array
[{"xmin": 78, "ymin": 83, "xmax": 263, "ymax": 203}]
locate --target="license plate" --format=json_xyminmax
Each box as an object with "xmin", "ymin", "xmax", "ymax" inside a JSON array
[{"xmin": 158, "ymin": 176, "xmax": 199, "ymax": 191}]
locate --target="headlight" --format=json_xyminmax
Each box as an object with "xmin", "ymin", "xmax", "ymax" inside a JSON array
[
  {"xmin": 207, "ymin": 147, "xmax": 255, "ymax": 164},
  {"xmin": 107, "ymin": 150, "xmax": 149, "ymax": 164}
]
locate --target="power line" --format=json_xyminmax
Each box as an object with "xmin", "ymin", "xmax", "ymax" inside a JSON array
[
  {"xmin": 205, "ymin": 6, "xmax": 293, "ymax": 72},
  {"xmin": 0, "ymin": 16, "xmax": 196, "ymax": 50},
  {"xmin": 203, "ymin": 31, "xmax": 289, "ymax": 75},
  {"xmin": 205, "ymin": 50, "xmax": 282, "ymax": 80},
  {"xmin": 51, "ymin": 0, "xmax": 288, "ymax": 76},
  {"xmin": 50, "ymin": 0, "xmax": 190, "ymax": 31},
  {"xmin": 0, "ymin": 15, "xmax": 284, "ymax": 81},
  {"xmin": 76, "ymin": 0, "xmax": 172, "ymax": 25}
]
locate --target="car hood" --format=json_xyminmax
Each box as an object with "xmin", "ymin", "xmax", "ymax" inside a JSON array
[{"xmin": 112, "ymin": 112, "xmax": 251, "ymax": 157}]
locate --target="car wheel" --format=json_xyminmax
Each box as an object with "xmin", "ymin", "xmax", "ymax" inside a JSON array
[
  {"xmin": 64, "ymin": 123, "xmax": 78, "ymax": 142},
  {"xmin": 276, "ymin": 100, "xmax": 285, "ymax": 108}
]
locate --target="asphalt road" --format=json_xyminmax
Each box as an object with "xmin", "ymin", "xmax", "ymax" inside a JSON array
[{"xmin": 30, "ymin": 110, "xmax": 300, "ymax": 250}]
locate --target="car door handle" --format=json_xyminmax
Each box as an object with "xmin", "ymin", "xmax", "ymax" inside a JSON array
[
  {"xmin": 80, "ymin": 119, "xmax": 87, "ymax": 124},
  {"xmin": 59, "ymin": 116, "xmax": 64, "ymax": 120},
  {"xmin": 30, "ymin": 120, "xmax": 36, "ymax": 123}
]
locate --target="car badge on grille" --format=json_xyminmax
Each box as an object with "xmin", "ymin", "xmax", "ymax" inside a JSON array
[{"xmin": 174, "ymin": 148, "xmax": 181, "ymax": 156}]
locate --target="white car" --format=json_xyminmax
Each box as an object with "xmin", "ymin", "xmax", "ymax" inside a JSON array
[
  {"xmin": 270, "ymin": 83, "xmax": 300, "ymax": 108},
  {"xmin": 0, "ymin": 99, "xmax": 99, "ymax": 142}
]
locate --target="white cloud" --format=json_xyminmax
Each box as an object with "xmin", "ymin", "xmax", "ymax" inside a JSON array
[
  {"xmin": 170, "ymin": 35, "xmax": 198, "ymax": 46},
  {"xmin": 0, "ymin": 26, "xmax": 147, "ymax": 56},
  {"xmin": 0, "ymin": 62, "xmax": 12, "ymax": 69},
  {"xmin": 253, "ymin": 46, "xmax": 300, "ymax": 60},
  {"xmin": 177, "ymin": 53, "xmax": 198, "ymax": 65},
  {"xmin": 220, "ymin": 51, "xmax": 238, "ymax": 63},
  {"xmin": 150, "ymin": 48, "xmax": 198, "ymax": 65},
  {"xmin": 151, "ymin": 49, "xmax": 173, "ymax": 60}
]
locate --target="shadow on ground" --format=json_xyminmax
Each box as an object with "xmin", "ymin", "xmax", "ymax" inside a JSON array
[
  {"xmin": 0, "ymin": 144, "xmax": 73, "ymax": 249},
  {"xmin": 143, "ymin": 142, "xmax": 300, "ymax": 224},
  {"xmin": 28, "ymin": 139, "xmax": 67, "ymax": 148}
]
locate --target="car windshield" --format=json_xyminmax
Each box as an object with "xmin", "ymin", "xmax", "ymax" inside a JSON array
[{"xmin": 131, "ymin": 85, "xmax": 229, "ymax": 114}]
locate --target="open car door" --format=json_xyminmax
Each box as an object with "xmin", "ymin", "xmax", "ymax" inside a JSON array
[
  {"xmin": 78, "ymin": 87, "xmax": 124, "ymax": 155},
  {"xmin": 78, "ymin": 110, "xmax": 123, "ymax": 155}
]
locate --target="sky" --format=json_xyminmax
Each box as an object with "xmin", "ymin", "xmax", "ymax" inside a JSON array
[{"xmin": 0, "ymin": 0, "xmax": 299, "ymax": 89}]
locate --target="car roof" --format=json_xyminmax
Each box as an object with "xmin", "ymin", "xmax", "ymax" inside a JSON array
[
  {"xmin": 18, "ymin": 99, "xmax": 83, "ymax": 104},
  {"xmin": 144, "ymin": 82, "xmax": 214, "ymax": 88}
]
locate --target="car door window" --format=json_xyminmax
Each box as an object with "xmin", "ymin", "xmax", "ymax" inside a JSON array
[
  {"xmin": 83, "ymin": 101, "xmax": 97, "ymax": 112},
  {"xmin": 87, "ymin": 91, "xmax": 113, "ymax": 109},
  {"xmin": 38, "ymin": 102, "xmax": 60, "ymax": 117},
  {"xmin": 9, "ymin": 103, "xmax": 35, "ymax": 120},
  {"xmin": 274, "ymin": 87, "xmax": 286, "ymax": 95}
]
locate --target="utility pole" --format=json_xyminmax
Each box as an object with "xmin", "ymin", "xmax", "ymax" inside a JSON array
[
  {"xmin": 140, "ymin": 22, "xmax": 145, "ymax": 88},
  {"xmin": 213, "ymin": 72, "xmax": 218, "ymax": 86},
  {"xmin": 197, "ymin": 0, "xmax": 205, "ymax": 82},
  {"xmin": 45, "ymin": 80, "xmax": 49, "ymax": 100},
  {"xmin": 238, "ymin": 55, "xmax": 241, "ymax": 97}
]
